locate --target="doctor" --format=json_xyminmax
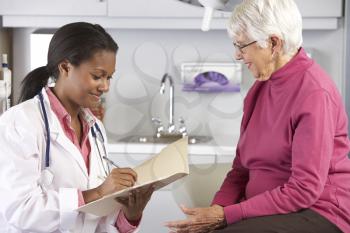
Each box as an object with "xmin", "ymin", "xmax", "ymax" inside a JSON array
[{"xmin": 0, "ymin": 22, "xmax": 153, "ymax": 233}]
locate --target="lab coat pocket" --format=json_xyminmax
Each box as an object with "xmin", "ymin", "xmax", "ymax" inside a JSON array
[{"xmin": 82, "ymin": 214, "xmax": 100, "ymax": 233}]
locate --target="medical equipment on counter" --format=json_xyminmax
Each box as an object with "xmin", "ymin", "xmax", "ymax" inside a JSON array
[{"xmin": 0, "ymin": 54, "xmax": 11, "ymax": 113}]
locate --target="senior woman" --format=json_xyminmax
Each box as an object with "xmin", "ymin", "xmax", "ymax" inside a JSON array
[{"xmin": 166, "ymin": 0, "xmax": 350, "ymax": 232}]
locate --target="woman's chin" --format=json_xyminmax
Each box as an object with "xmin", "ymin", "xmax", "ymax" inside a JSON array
[
  {"xmin": 90, "ymin": 102, "xmax": 101, "ymax": 109},
  {"xmin": 89, "ymin": 97, "xmax": 102, "ymax": 107},
  {"xmin": 81, "ymin": 101, "xmax": 100, "ymax": 110},
  {"xmin": 252, "ymin": 74, "xmax": 263, "ymax": 81},
  {"xmin": 254, "ymin": 74, "xmax": 270, "ymax": 81}
]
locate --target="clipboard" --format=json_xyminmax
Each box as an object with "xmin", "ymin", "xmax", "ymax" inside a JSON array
[{"xmin": 77, "ymin": 137, "xmax": 189, "ymax": 216}]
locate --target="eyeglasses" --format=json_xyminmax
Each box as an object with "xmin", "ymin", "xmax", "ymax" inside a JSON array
[{"xmin": 233, "ymin": 40, "xmax": 257, "ymax": 54}]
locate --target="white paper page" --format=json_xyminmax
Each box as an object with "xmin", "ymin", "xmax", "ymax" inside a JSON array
[{"xmin": 78, "ymin": 137, "xmax": 189, "ymax": 216}]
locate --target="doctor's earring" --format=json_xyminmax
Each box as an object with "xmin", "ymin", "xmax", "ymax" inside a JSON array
[{"xmin": 47, "ymin": 76, "xmax": 57, "ymax": 87}]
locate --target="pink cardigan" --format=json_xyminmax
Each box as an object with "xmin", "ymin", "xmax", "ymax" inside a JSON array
[{"xmin": 212, "ymin": 48, "xmax": 350, "ymax": 233}]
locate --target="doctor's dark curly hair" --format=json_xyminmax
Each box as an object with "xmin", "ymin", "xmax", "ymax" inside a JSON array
[{"xmin": 19, "ymin": 22, "xmax": 118, "ymax": 103}]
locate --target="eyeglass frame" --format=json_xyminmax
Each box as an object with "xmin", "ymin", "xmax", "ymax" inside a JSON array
[{"xmin": 233, "ymin": 40, "xmax": 257, "ymax": 54}]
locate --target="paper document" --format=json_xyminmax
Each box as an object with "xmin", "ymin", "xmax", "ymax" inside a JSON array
[{"xmin": 78, "ymin": 137, "xmax": 189, "ymax": 216}]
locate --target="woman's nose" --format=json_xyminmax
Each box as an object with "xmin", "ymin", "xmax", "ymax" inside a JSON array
[
  {"xmin": 99, "ymin": 78, "xmax": 110, "ymax": 92},
  {"xmin": 234, "ymin": 50, "xmax": 243, "ymax": 61}
]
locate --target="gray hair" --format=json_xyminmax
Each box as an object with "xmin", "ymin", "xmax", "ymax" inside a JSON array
[{"xmin": 228, "ymin": 0, "xmax": 303, "ymax": 56}]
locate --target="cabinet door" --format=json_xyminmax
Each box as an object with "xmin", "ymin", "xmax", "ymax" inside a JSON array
[
  {"xmin": 108, "ymin": 0, "xmax": 221, "ymax": 18},
  {"xmin": 292, "ymin": 0, "xmax": 342, "ymax": 17},
  {"xmin": 0, "ymin": 0, "xmax": 107, "ymax": 16}
]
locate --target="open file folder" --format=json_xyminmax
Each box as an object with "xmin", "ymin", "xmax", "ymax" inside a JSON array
[{"xmin": 78, "ymin": 137, "xmax": 189, "ymax": 216}]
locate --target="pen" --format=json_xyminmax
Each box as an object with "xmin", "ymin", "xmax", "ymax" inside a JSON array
[{"xmin": 103, "ymin": 156, "xmax": 120, "ymax": 168}]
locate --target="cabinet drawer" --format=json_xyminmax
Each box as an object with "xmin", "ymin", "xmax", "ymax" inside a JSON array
[
  {"xmin": 295, "ymin": 0, "xmax": 343, "ymax": 17},
  {"xmin": 0, "ymin": 0, "xmax": 107, "ymax": 16},
  {"xmin": 108, "ymin": 0, "xmax": 221, "ymax": 18}
]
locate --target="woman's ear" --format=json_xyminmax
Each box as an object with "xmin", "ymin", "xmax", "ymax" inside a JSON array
[
  {"xmin": 270, "ymin": 35, "xmax": 283, "ymax": 57},
  {"xmin": 58, "ymin": 60, "xmax": 71, "ymax": 76}
]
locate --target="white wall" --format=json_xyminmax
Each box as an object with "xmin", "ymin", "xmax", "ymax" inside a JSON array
[{"xmin": 104, "ymin": 29, "xmax": 244, "ymax": 143}]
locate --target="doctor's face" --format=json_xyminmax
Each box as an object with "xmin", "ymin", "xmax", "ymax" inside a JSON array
[{"xmin": 63, "ymin": 50, "xmax": 116, "ymax": 109}]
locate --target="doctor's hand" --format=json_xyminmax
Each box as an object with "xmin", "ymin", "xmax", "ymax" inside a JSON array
[
  {"xmin": 116, "ymin": 185, "xmax": 154, "ymax": 221},
  {"xmin": 83, "ymin": 168, "xmax": 137, "ymax": 204},
  {"xmin": 98, "ymin": 168, "xmax": 138, "ymax": 195},
  {"xmin": 165, "ymin": 205, "xmax": 227, "ymax": 233}
]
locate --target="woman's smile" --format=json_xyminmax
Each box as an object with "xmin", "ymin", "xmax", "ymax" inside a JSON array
[{"xmin": 89, "ymin": 93, "xmax": 101, "ymax": 102}]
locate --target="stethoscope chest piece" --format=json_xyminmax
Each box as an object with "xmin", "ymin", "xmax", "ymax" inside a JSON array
[{"xmin": 39, "ymin": 169, "xmax": 54, "ymax": 187}]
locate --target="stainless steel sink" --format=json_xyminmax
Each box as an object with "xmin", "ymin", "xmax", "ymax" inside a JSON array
[{"xmin": 119, "ymin": 135, "xmax": 212, "ymax": 144}]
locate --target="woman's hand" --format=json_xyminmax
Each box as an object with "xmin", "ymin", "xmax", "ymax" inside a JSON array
[
  {"xmin": 83, "ymin": 168, "xmax": 137, "ymax": 203},
  {"xmin": 97, "ymin": 168, "xmax": 137, "ymax": 196},
  {"xmin": 165, "ymin": 205, "xmax": 226, "ymax": 233},
  {"xmin": 116, "ymin": 185, "xmax": 154, "ymax": 221}
]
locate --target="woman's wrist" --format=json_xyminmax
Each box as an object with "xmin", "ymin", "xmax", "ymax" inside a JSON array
[
  {"xmin": 82, "ymin": 187, "xmax": 103, "ymax": 204},
  {"xmin": 211, "ymin": 204, "xmax": 227, "ymax": 229},
  {"xmin": 123, "ymin": 209, "xmax": 142, "ymax": 222},
  {"xmin": 124, "ymin": 212, "xmax": 142, "ymax": 226}
]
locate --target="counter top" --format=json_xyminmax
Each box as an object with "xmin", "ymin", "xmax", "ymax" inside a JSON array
[{"xmin": 107, "ymin": 134, "xmax": 238, "ymax": 164}]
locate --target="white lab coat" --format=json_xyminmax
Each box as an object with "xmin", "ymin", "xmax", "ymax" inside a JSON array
[{"xmin": 0, "ymin": 88, "xmax": 137, "ymax": 233}]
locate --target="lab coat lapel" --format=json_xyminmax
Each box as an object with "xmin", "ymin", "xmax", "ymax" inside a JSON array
[
  {"xmin": 39, "ymin": 88, "xmax": 89, "ymax": 178},
  {"xmin": 54, "ymin": 131, "xmax": 89, "ymax": 178},
  {"xmin": 88, "ymin": 130, "xmax": 107, "ymax": 188}
]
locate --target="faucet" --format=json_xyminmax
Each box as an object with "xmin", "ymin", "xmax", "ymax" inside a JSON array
[
  {"xmin": 151, "ymin": 117, "xmax": 164, "ymax": 138},
  {"xmin": 152, "ymin": 73, "xmax": 187, "ymax": 138},
  {"xmin": 160, "ymin": 73, "xmax": 175, "ymax": 133},
  {"xmin": 178, "ymin": 117, "xmax": 188, "ymax": 137}
]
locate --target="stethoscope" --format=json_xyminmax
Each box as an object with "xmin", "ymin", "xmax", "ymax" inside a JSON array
[{"xmin": 38, "ymin": 92, "xmax": 111, "ymax": 177}]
